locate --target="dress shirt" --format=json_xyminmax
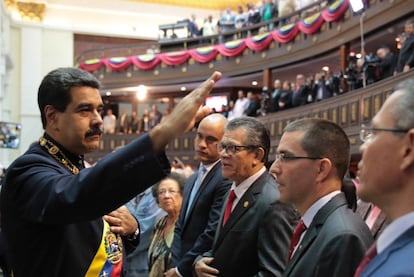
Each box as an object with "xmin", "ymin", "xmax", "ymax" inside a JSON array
[
  {"xmin": 376, "ymin": 211, "xmax": 414, "ymax": 254},
  {"xmin": 229, "ymin": 167, "xmax": 266, "ymax": 211}
]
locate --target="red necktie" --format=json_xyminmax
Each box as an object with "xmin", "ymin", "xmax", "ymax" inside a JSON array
[
  {"xmin": 287, "ymin": 220, "xmax": 307, "ymax": 262},
  {"xmin": 222, "ymin": 190, "xmax": 236, "ymax": 226},
  {"xmin": 354, "ymin": 244, "xmax": 377, "ymax": 277}
]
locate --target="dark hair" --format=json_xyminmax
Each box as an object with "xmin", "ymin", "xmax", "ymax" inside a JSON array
[
  {"xmin": 225, "ymin": 117, "xmax": 270, "ymax": 163},
  {"xmin": 284, "ymin": 118, "xmax": 350, "ymax": 179},
  {"xmin": 37, "ymin": 67, "xmax": 100, "ymax": 129},
  {"xmin": 341, "ymin": 177, "xmax": 357, "ymax": 211},
  {"xmin": 152, "ymin": 172, "xmax": 187, "ymax": 203}
]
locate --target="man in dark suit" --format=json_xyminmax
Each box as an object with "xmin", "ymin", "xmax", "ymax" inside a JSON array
[
  {"xmin": 269, "ymin": 118, "xmax": 373, "ymax": 277},
  {"xmin": 244, "ymin": 91, "xmax": 261, "ymax": 117},
  {"xmin": 395, "ymin": 19, "xmax": 414, "ymax": 73},
  {"xmin": 166, "ymin": 113, "xmax": 231, "ymax": 277},
  {"xmin": 291, "ymin": 74, "xmax": 310, "ymax": 107},
  {"xmin": 195, "ymin": 117, "xmax": 298, "ymax": 277},
  {"xmin": 355, "ymin": 78, "xmax": 414, "ymax": 276},
  {"xmin": 375, "ymin": 46, "xmax": 396, "ymax": 80},
  {"xmin": 116, "ymin": 108, "xmax": 131, "ymax": 133},
  {"xmin": 0, "ymin": 67, "xmax": 222, "ymax": 276}
]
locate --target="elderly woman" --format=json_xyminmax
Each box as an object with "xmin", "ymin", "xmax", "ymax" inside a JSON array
[{"xmin": 148, "ymin": 172, "xmax": 186, "ymax": 277}]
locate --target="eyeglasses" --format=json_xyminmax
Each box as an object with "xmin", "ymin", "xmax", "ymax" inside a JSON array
[
  {"xmin": 158, "ymin": 189, "xmax": 180, "ymax": 196},
  {"xmin": 217, "ymin": 143, "xmax": 258, "ymax": 155},
  {"xmin": 275, "ymin": 153, "xmax": 322, "ymax": 163},
  {"xmin": 360, "ymin": 124, "xmax": 409, "ymax": 142}
]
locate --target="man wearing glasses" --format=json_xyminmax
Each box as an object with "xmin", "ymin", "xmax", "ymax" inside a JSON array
[
  {"xmin": 194, "ymin": 117, "xmax": 298, "ymax": 276},
  {"xmin": 269, "ymin": 118, "xmax": 373, "ymax": 277},
  {"xmin": 355, "ymin": 78, "xmax": 414, "ymax": 276}
]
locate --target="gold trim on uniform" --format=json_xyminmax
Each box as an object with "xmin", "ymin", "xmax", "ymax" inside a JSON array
[{"xmin": 39, "ymin": 137, "xmax": 80, "ymax": 175}]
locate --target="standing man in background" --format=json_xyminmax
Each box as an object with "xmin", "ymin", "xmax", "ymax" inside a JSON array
[
  {"xmin": 116, "ymin": 108, "xmax": 131, "ymax": 134},
  {"xmin": 232, "ymin": 90, "xmax": 249, "ymax": 119},
  {"xmin": 395, "ymin": 19, "xmax": 414, "ymax": 73},
  {"xmin": 103, "ymin": 108, "xmax": 116, "ymax": 134},
  {"xmin": 166, "ymin": 113, "xmax": 231, "ymax": 277}
]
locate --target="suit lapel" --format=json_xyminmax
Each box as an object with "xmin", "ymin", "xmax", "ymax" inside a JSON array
[
  {"xmin": 362, "ymin": 226, "xmax": 414, "ymax": 276},
  {"xmin": 213, "ymin": 172, "xmax": 268, "ymax": 249},
  {"xmin": 371, "ymin": 212, "xmax": 387, "ymax": 239},
  {"xmin": 180, "ymin": 173, "xmax": 197, "ymax": 226},
  {"xmin": 284, "ymin": 193, "xmax": 348, "ymax": 275},
  {"xmin": 183, "ymin": 162, "xmax": 221, "ymax": 227}
]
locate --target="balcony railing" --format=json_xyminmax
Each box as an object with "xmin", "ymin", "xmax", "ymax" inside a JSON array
[{"xmin": 85, "ymin": 70, "xmax": 414, "ymax": 167}]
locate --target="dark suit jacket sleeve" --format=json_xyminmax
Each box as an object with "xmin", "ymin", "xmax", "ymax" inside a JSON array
[
  {"xmin": 4, "ymin": 134, "xmax": 169, "ymax": 224},
  {"xmin": 314, "ymin": 233, "xmax": 369, "ymax": 276},
  {"xmin": 176, "ymin": 180, "xmax": 231, "ymax": 277},
  {"xmin": 257, "ymin": 201, "xmax": 295, "ymax": 277}
]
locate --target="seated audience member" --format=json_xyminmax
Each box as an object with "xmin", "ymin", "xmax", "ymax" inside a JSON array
[
  {"xmin": 355, "ymin": 78, "xmax": 414, "ymax": 276},
  {"xmin": 148, "ymin": 173, "xmax": 186, "ymax": 277},
  {"xmin": 269, "ymin": 118, "xmax": 373, "ymax": 277},
  {"xmin": 194, "ymin": 117, "xmax": 298, "ymax": 277},
  {"xmin": 375, "ymin": 46, "xmax": 396, "ymax": 80}
]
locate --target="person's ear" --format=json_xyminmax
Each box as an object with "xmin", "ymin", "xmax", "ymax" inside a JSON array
[
  {"xmin": 316, "ymin": 158, "xmax": 332, "ymax": 182},
  {"xmin": 44, "ymin": 105, "xmax": 59, "ymax": 130},
  {"xmin": 400, "ymin": 129, "xmax": 414, "ymax": 171},
  {"xmin": 253, "ymin": 147, "xmax": 265, "ymax": 166}
]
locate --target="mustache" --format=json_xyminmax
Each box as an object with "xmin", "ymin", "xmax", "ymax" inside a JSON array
[{"xmin": 85, "ymin": 126, "xmax": 103, "ymax": 138}]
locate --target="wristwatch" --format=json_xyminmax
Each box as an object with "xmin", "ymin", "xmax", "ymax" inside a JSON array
[{"xmin": 126, "ymin": 227, "xmax": 140, "ymax": 240}]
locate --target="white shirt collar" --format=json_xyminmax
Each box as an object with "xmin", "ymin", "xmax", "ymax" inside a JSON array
[
  {"xmin": 302, "ymin": 190, "xmax": 341, "ymax": 228},
  {"xmin": 231, "ymin": 166, "xmax": 266, "ymax": 206},
  {"xmin": 377, "ymin": 211, "xmax": 414, "ymax": 253}
]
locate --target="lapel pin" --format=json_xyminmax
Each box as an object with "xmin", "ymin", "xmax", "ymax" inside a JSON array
[{"xmin": 243, "ymin": 201, "xmax": 249, "ymax": 208}]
